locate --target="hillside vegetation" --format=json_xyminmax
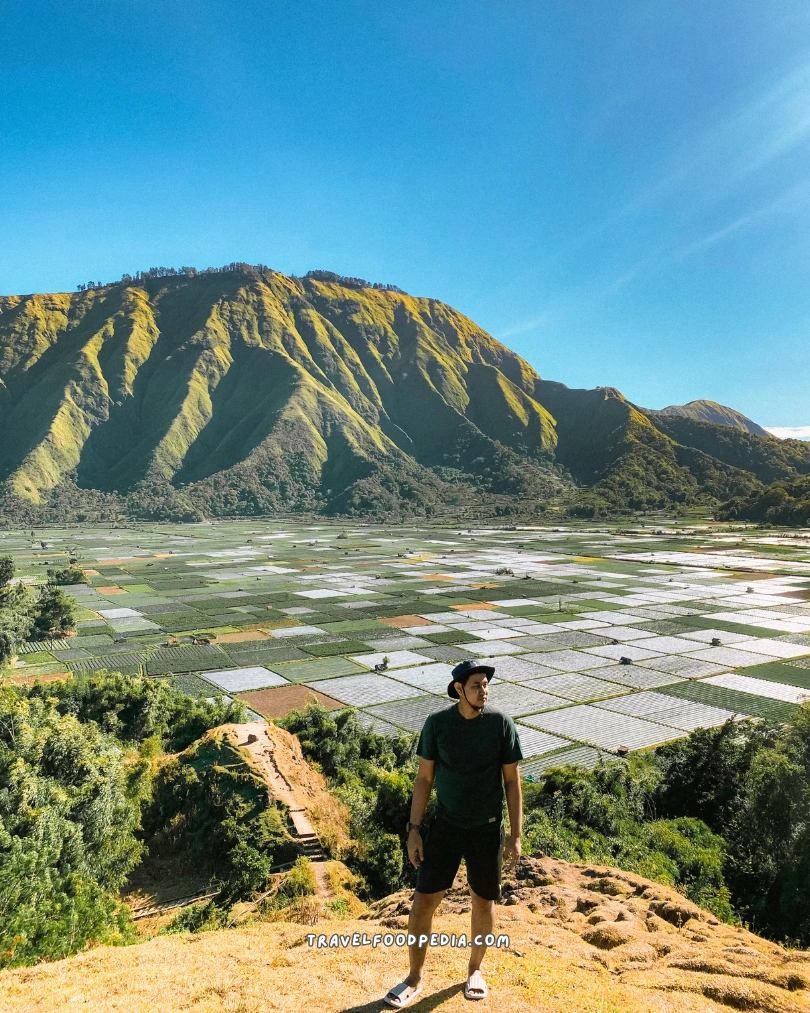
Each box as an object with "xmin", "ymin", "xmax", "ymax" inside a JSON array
[
  {"xmin": 0, "ymin": 264, "xmax": 806, "ymax": 520},
  {"xmin": 720, "ymin": 473, "xmax": 810, "ymax": 526}
]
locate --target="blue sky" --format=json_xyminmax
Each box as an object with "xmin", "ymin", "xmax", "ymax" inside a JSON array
[{"xmin": 1, "ymin": 1, "xmax": 808, "ymax": 427}]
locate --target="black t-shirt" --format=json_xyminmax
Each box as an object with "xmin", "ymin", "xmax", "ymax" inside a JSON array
[{"xmin": 416, "ymin": 703, "xmax": 524, "ymax": 829}]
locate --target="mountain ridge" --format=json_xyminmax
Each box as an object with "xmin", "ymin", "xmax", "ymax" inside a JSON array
[
  {"xmin": 645, "ymin": 399, "xmax": 771, "ymax": 438},
  {"xmin": 1, "ymin": 264, "xmax": 808, "ymax": 521}
]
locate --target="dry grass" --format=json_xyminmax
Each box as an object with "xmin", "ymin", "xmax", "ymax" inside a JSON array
[
  {"xmin": 223, "ymin": 721, "xmax": 354, "ymax": 861},
  {"xmin": 0, "ymin": 910, "xmax": 778, "ymax": 1013},
  {"xmin": 5, "ymin": 858, "xmax": 809, "ymax": 1013}
]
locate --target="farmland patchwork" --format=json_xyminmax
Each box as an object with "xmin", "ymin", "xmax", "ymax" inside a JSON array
[{"xmin": 5, "ymin": 519, "xmax": 810, "ymax": 773}]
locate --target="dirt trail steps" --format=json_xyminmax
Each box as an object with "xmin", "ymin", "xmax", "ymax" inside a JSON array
[{"xmin": 228, "ymin": 721, "xmax": 337, "ymax": 899}]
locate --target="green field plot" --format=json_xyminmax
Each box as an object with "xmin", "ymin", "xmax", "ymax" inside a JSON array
[
  {"xmin": 69, "ymin": 654, "xmax": 146, "ymax": 673},
  {"xmin": 275, "ymin": 658, "xmax": 368, "ymax": 682},
  {"xmin": 655, "ymin": 680, "xmax": 797, "ymax": 722},
  {"xmin": 672, "ymin": 616, "xmax": 785, "ymax": 639},
  {"xmin": 565, "ymin": 599, "xmax": 630, "ymax": 612},
  {"xmin": 145, "ymin": 644, "xmax": 231, "ymax": 676},
  {"xmin": 3, "ymin": 518, "xmax": 810, "ymax": 759},
  {"xmin": 169, "ymin": 673, "xmax": 224, "ymax": 697},
  {"xmin": 17, "ymin": 651, "xmax": 56, "ymax": 665},
  {"xmin": 422, "ymin": 630, "xmax": 480, "ymax": 645},
  {"xmin": 317, "ymin": 619, "xmax": 385, "ymax": 634},
  {"xmin": 739, "ymin": 661, "xmax": 810, "ymax": 689},
  {"xmin": 301, "ymin": 639, "xmax": 369, "ymax": 657}
]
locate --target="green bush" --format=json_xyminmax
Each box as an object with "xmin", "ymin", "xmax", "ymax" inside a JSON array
[
  {"xmin": 32, "ymin": 584, "xmax": 75, "ymax": 636},
  {"xmin": 0, "ymin": 557, "xmax": 13, "ymax": 586},
  {"xmin": 522, "ymin": 757, "xmax": 734, "ymax": 922},
  {"xmin": 278, "ymin": 702, "xmax": 419, "ymax": 897},
  {"xmin": 0, "ymin": 688, "xmax": 146, "ymax": 966},
  {"xmin": 654, "ymin": 711, "xmax": 810, "ymax": 942},
  {"xmin": 277, "ymin": 856, "xmax": 317, "ymax": 899},
  {"xmin": 141, "ymin": 732, "xmax": 298, "ymax": 901},
  {"xmin": 0, "ymin": 584, "xmax": 34, "ymax": 664},
  {"xmin": 277, "ymin": 702, "xmax": 415, "ymax": 779},
  {"xmin": 28, "ymin": 669, "xmax": 247, "ymax": 751},
  {"xmin": 164, "ymin": 899, "xmax": 230, "ymax": 934},
  {"xmin": 46, "ymin": 565, "xmax": 87, "ymax": 585}
]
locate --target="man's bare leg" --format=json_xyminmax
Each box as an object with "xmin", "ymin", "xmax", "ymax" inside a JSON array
[
  {"xmin": 467, "ymin": 889, "xmax": 495, "ymax": 988},
  {"xmin": 403, "ymin": 889, "xmax": 445, "ymax": 987}
]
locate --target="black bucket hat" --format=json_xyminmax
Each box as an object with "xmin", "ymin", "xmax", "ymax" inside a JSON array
[{"xmin": 448, "ymin": 659, "xmax": 495, "ymax": 699}]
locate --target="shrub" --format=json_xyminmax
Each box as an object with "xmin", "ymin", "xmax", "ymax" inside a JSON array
[
  {"xmin": 28, "ymin": 670, "xmax": 247, "ymax": 751},
  {"xmin": 140, "ymin": 731, "xmax": 298, "ymax": 902},
  {"xmin": 46, "ymin": 565, "xmax": 86, "ymax": 585},
  {"xmin": 0, "ymin": 688, "xmax": 146, "ymax": 966},
  {"xmin": 164, "ymin": 900, "xmax": 230, "ymax": 934}
]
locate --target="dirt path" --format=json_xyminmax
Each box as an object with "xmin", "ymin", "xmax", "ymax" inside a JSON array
[{"xmin": 232, "ymin": 722, "xmax": 334, "ymax": 901}]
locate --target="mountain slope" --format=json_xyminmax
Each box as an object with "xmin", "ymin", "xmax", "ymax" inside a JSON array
[
  {"xmin": 0, "ymin": 265, "xmax": 803, "ymax": 520},
  {"xmin": 646, "ymin": 399, "xmax": 771, "ymax": 437}
]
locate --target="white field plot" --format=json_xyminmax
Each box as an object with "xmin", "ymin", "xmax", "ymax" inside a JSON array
[{"xmin": 520, "ymin": 704, "xmax": 683, "ymax": 751}]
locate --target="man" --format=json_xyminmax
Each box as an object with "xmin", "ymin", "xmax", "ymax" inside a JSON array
[{"xmin": 383, "ymin": 660, "xmax": 524, "ymax": 1007}]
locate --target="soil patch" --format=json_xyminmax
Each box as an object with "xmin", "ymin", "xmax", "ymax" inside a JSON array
[{"xmin": 239, "ymin": 685, "xmax": 344, "ymax": 719}]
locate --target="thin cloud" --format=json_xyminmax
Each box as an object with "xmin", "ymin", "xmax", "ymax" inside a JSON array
[
  {"xmin": 547, "ymin": 54, "xmax": 810, "ymax": 266},
  {"xmin": 494, "ymin": 306, "xmax": 566, "ymax": 340},
  {"xmin": 669, "ymin": 179, "xmax": 810, "ymax": 263},
  {"xmin": 493, "ymin": 55, "xmax": 810, "ymax": 333},
  {"xmin": 765, "ymin": 426, "xmax": 810, "ymax": 440}
]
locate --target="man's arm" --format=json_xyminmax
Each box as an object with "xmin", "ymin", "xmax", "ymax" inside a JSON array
[
  {"xmin": 407, "ymin": 757, "xmax": 434, "ymax": 867},
  {"xmin": 502, "ymin": 761, "xmax": 523, "ymax": 869}
]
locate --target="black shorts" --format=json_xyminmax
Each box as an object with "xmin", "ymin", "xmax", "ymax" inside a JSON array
[{"xmin": 415, "ymin": 817, "xmax": 505, "ymax": 901}]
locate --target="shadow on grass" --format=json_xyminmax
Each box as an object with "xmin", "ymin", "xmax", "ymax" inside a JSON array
[{"xmin": 341, "ymin": 982, "xmax": 465, "ymax": 1012}]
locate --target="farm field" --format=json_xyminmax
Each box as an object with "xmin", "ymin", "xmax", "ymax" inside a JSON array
[{"xmin": 5, "ymin": 519, "xmax": 810, "ymax": 773}]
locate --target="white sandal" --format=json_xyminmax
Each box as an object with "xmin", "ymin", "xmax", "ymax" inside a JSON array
[
  {"xmin": 464, "ymin": 969, "xmax": 488, "ymax": 999},
  {"xmin": 383, "ymin": 981, "xmax": 423, "ymax": 1008}
]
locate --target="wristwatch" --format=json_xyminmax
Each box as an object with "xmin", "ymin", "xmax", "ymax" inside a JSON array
[{"xmin": 406, "ymin": 821, "xmax": 422, "ymax": 833}]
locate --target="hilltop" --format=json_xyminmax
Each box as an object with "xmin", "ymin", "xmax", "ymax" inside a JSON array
[
  {"xmin": 1, "ymin": 264, "xmax": 808, "ymax": 521},
  {"xmin": 3, "ymin": 856, "xmax": 809, "ymax": 1013},
  {"xmin": 645, "ymin": 399, "xmax": 771, "ymax": 438}
]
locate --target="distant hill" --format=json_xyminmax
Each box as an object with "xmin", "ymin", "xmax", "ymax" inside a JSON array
[
  {"xmin": 646, "ymin": 399, "xmax": 770, "ymax": 437},
  {"xmin": 0, "ymin": 264, "xmax": 807, "ymax": 521}
]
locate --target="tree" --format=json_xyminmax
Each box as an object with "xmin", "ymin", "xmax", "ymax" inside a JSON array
[
  {"xmin": 33, "ymin": 585, "xmax": 75, "ymax": 636},
  {"xmin": 0, "ymin": 557, "xmax": 13, "ymax": 586},
  {"xmin": 0, "ymin": 688, "xmax": 146, "ymax": 966},
  {"xmin": 0, "ymin": 583, "xmax": 34, "ymax": 664},
  {"xmin": 46, "ymin": 565, "xmax": 86, "ymax": 585},
  {"xmin": 34, "ymin": 669, "xmax": 248, "ymax": 751}
]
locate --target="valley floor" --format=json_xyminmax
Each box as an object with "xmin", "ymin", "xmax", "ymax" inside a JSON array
[{"xmin": 5, "ymin": 519, "xmax": 810, "ymax": 770}]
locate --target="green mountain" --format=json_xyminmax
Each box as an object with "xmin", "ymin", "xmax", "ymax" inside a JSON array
[
  {"xmin": 645, "ymin": 399, "xmax": 770, "ymax": 437},
  {"xmin": 0, "ymin": 265, "xmax": 807, "ymax": 521}
]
